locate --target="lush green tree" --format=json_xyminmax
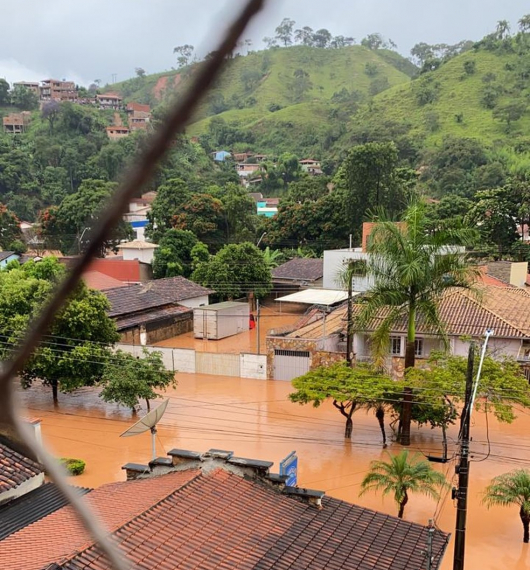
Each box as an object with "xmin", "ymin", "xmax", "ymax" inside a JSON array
[
  {"xmin": 0, "ymin": 203, "xmax": 22, "ymax": 249},
  {"xmin": 0, "ymin": 79, "xmax": 10, "ymax": 105},
  {"xmin": 294, "ymin": 26, "xmax": 314, "ymax": 46},
  {"xmin": 341, "ymin": 142, "xmax": 407, "ymax": 239},
  {"xmin": 466, "ymin": 187, "xmax": 519, "ymax": 255},
  {"xmin": 493, "ymin": 101, "xmax": 527, "ymax": 132},
  {"xmin": 11, "ymin": 85, "xmax": 38, "ymax": 110},
  {"xmin": 152, "ymin": 229, "xmax": 200, "ymax": 279},
  {"xmin": 42, "ymin": 101, "xmax": 61, "ymax": 134},
  {"xmin": 220, "ymin": 183, "xmax": 257, "ymax": 242},
  {"xmin": 172, "ymin": 193, "xmax": 225, "ymax": 243},
  {"xmin": 146, "ymin": 178, "xmax": 191, "ymax": 241},
  {"xmin": 312, "ymin": 29, "xmax": 332, "ymax": 48},
  {"xmin": 274, "ymin": 18, "xmax": 295, "ymax": 46},
  {"xmin": 408, "ymin": 352, "xmax": 530, "ymax": 459},
  {"xmin": 360, "ymin": 450, "xmax": 447, "ymax": 518},
  {"xmin": 173, "ymin": 44, "xmax": 194, "ymax": 67},
  {"xmin": 99, "ymin": 349, "xmax": 176, "ymax": 412},
  {"xmin": 0, "ymin": 259, "xmax": 119, "ymax": 403},
  {"xmin": 289, "ymin": 362, "xmax": 396, "ymax": 441},
  {"xmin": 354, "ymin": 201, "xmax": 478, "ymax": 445},
  {"xmin": 483, "ymin": 470, "xmax": 530, "ymax": 543},
  {"xmin": 192, "ymin": 242, "xmax": 271, "ymax": 300}
]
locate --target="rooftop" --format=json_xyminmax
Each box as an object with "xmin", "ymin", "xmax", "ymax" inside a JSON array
[
  {"xmin": 275, "ymin": 288, "xmax": 351, "ymax": 307},
  {"xmin": 0, "ymin": 251, "xmax": 17, "ymax": 263},
  {"xmin": 272, "ymin": 258, "xmax": 324, "ymax": 282},
  {"xmin": 117, "ymin": 240, "xmax": 159, "ymax": 250},
  {"xmin": 0, "ymin": 465, "xmax": 448, "ymax": 570},
  {"xmin": 82, "ymin": 270, "xmax": 129, "ymax": 291},
  {"xmin": 0, "ymin": 442, "xmax": 42, "ymax": 495}
]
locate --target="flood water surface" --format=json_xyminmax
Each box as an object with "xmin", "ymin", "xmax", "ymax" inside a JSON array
[{"xmin": 20, "ymin": 373, "xmax": 530, "ymax": 570}]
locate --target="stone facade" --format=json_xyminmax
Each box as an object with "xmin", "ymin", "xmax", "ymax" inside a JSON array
[{"xmin": 120, "ymin": 313, "xmax": 193, "ymax": 345}]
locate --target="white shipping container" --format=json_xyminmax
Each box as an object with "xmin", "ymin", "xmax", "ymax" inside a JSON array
[{"xmin": 193, "ymin": 301, "xmax": 250, "ymax": 340}]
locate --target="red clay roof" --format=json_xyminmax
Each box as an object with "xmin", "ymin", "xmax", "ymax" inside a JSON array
[
  {"xmin": 85, "ymin": 259, "xmax": 142, "ymax": 283},
  {"xmin": 17, "ymin": 469, "xmax": 448, "ymax": 570},
  {"xmin": 0, "ymin": 470, "xmax": 199, "ymax": 570},
  {"xmin": 82, "ymin": 271, "xmax": 129, "ymax": 291},
  {"xmin": 0, "ymin": 442, "xmax": 42, "ymax": 495}
]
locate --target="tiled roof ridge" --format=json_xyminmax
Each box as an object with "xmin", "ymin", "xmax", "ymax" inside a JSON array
[
  {"xmin": 55, "ymin": 469, "xmax": 203, "ymax": 568},
  {"xmin": 458, "ymin": 286, "xmax": 530, "ymax": 338}
]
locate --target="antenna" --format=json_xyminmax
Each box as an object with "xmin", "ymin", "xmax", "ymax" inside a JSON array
[{"xmin": 120, "ymin": 399, "xmax": 169, "ymax": 460}]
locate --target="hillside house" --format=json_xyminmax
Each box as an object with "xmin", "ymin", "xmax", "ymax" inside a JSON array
[
  {"xmin": 3, "ymin": 112, "xmax": 31, "ymax": 134},
  {"xmin": 237, "ymin": 163, "xmax": 261, "ymax": 178},
  {"xmin": 0, "ymin": 447, "xmax": 449, "ymax": 570},
  {"xmin": 267, "ymin": 285, "xmax": 530, "ymax": 381},
  {"xmin": 126, "ymin": 102, "xmax": 151, "ymax": 132},
  {"xmin": 40, "ymin": 79, "xmax": 77, "ymax": 102},
  {"xmin": 96, "ymin": 92, "xmax": 123, "ymax": 110},
  {"xmin": 106, "ymin": 125, "xmax": 130, "ymax": 140},
  {"xmin": 117, "ymin": 240, "xmax": 158, "ymax": 265},
  {"xmin": 256, "ymin": 197, "xmax": 279, "ymax": 217},
  {"xmin": 12, "ymin": 81, "xmax": 40, "ymax": 95}
]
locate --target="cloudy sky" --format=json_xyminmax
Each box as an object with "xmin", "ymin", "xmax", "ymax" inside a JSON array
[{"xmin": 1, "ymin": 0, "xmax": 529, "ymax": 86}]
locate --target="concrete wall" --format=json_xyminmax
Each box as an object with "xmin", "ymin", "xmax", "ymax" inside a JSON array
[
  {"xmin": 323, "ymin": 249, "xmax": 373, "ymax": 291},
  {"xmin": 240, "ymin": 353, "xmax": 267, "ymax": 380},
  {"xmin": 119, "ymin": 312, "xmax": 193, "ymax": 345},
  {"xmin": 122, "ymin": 247, "xmax": 156, "ymax": 265},
  {"xmin": 172, "ymin": 349, "xmax": 196, "ymax": 373}
]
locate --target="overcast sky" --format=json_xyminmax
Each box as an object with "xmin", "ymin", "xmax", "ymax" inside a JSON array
[{"xmin": 1, "ymin": 0, "xmax": 529, "ymax": 86}]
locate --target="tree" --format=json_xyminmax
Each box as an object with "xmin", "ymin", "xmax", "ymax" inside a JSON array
[
  {"xmin": 192, "ymin": 242, "xmax": 271, "ymax": 300},
  {"xmin": 483, "ymin": 470, "xmax": 530, "ymax": 543},
  {"xmin": 135, "ymin": 67, "xmax": 146, "ymax": 78},
  {"xmin": 11, "ymin": 85, "xmax": 39, "ymax": 110},
  {"xmin": 361, "ymin": 33, "xmax": 387, "ymax": 50},
  {"xmin": 354, "ymin": 201, "xmax": 478, "ymax": 445},
  {"xmin": 312, "ymin": 29, "xmax": 332, "ymax": 48},
  {"xmin": 493, "ymin": 101, "xmax": 527, "ymax": 132},
  {"xmin": 289, "ymin": 362, "xmax": 395, "ymax": 441},
  {"xmin": 172, "ymin": 193, "xmax": 225, "ymax": 243},
  {"xmin": 330, "ymin": 36, "xmax": 355, "ymax": 49},
  {"xmin": 408, "ymin": 352, "xmax": 530, "ymax": 459},
  {"xmin": 0, "ymin": 259, "xmax": 119, "ymax": 403},
  {"xmin": 42, "ymin": 100, "xmax": 61, "ymax": 134},
  {"xmin": 410, "ymin": 43, "xmax": 435, "ymax": 66},
  {"xmin": 99, "ymin": 349, "xmax": 176, "ymax": 412},
  {"xmin": 294, "ymin": 26, "xmax": 314, "ymax": 46},
  {"xmin": 496, "ymin": 20, "xmax": 511, "ymax": 40},
  {"xmin": 0, "ymin": 78, "xmax": 10, "ymax": 105},
  {"xmin": 275, "ymin": 18, "xmax": 295, "ymax": 46},
  {"xmin": 341, "ymin": 142, "xmax": 407, "ymax": 239},
  {"xmin": 0, "ymin": 203, "xmax": 22, "ymax": 249},
  {"xmin": 360, "ymin": 450, "xmax": 447, "ymax": 518},
  {"xmin": 220, "ymin": 183, "xmax": 257, "ymax": 241},
  {"xmin": 519, "ymin": 15, "xmax": 530, "ymax": 33},
  {"xmin": 262, "ymin": 247, "xmax": 283, "ymax": 269},
  {"xmin": 173, "ymin": 44, "xmax": 194, "ymax": 67},
  {"xmin": 152, "ymin": 229, "xmax": 200, "ymax": 279},
  {"xmin": 146, "ymin": 178, "xmax": 192, "ymax": 241}
]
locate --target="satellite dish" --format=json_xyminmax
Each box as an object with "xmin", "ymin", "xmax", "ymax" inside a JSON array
[{"xmin": 120, "ymin": 399, "xmax": 169, "ymax": 461}]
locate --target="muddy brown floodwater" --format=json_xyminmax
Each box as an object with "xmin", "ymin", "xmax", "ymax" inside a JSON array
[{"xmin": 19, "ymin": 373, "xmax": 530, "ymax": 570}]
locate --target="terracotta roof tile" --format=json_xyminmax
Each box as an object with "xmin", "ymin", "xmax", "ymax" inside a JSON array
[
  {"xmin": 0, "ymin": 441, "xmax": 42, "ymax": 494},
  {"xmin": 82, "ymin": 271, "xmax": 129, "ymax": 291},
  {"xmin": 54, "ymin": 469, "xmax": 448, "ymax": 570},
  {"xmin": 0, "ymin": 470, "xmax": 199, "ymax": 570},
  {"xmin": 272, "ymin": 258, "xmax": 323, "ymax": 282}
]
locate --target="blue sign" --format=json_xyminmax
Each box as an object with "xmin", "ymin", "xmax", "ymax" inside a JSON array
[{"xmin": 279, "ymin": 451, "xmax": 298, "ymax": 487}]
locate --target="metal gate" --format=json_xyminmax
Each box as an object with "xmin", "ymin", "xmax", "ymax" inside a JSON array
[{"xmin": 273, "ymin": 350, "xmax": 310, "ymax": 381}]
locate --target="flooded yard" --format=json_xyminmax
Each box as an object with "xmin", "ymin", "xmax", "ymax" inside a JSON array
[
  {"xmin": 19, "ymin": 373, "xmax": 530, "ymax": 570},
  {"xmin": 154, "ymin": 306, "xmax": 302, "ymax": 354}
]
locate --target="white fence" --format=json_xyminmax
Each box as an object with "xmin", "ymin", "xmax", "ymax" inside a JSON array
[{"xmin": 116, "ymin": 344, "xmax": 267, "ymax": 380}]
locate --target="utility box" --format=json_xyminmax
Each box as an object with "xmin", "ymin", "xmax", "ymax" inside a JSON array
[{"xmin": 193, "ymin": 301, "xmax": 250, "ymax": 340}]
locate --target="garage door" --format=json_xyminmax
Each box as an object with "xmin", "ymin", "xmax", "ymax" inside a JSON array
[{"xmin": 274, "ymin": 350, "xmax": 310, "ymax": 381}]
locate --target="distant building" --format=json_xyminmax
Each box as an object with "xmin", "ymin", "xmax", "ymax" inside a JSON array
[
  {"xmin": 3, "ymin": 112, "xmax": 31, "ymax": 134},
  {"xmin": 256, "ymin": 198, "xmax": 279, "ymax": 217},
  {"xmin": 126, "ymin": 102, "xmax": 151, "ymax": 132},
  {"xmin": 12, "ymin": 82, "xmax": 40, "ymax": 96},
  {"xmin": 272, "ymin": 258, "xmax": 324, "ymax": 291},
  {"xmin": 96, "ymin": 92, "xmax": 123, "ymax": 110},
  {"xmin": 212, "ymin": 150, "xmax": 231, "ymax": 162},
  {"xmin": 106, "ymin": 125, "xmax": 130, "ymax": 140},
  {"xmin": 40, "ymin": 79, "xmax": 77, "ymax": 102},
  {"xmin": 0, "ymin": 251, "xmax": 20, "ymax": 268},
  {"xmin": 117, "ymin": 240, "xmax": 158, "ymax": 265}
]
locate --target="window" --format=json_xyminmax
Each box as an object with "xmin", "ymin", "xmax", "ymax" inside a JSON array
[
  {"xmin": 390, "ymin": 337, "xmax": 401, "ymax": 355},
  {"xmin": 415, "ymin": 338, "xmax": 424, "ymax": 357}
]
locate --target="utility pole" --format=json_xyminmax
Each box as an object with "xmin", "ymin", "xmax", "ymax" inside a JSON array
[
  {"xmin": 426, "ymin": 519, "xmax": 435, "ymax": 570},
  {"xmin": 256, "ymin": 298, "xmax": 261, "ymax": 355},
  {"xmin": 346, "ymin": 261, "xmax": 354, "ymax": 367},
  {"xmin": 453, "ymin": 344, "xmax": 474, "ymax": 570}
]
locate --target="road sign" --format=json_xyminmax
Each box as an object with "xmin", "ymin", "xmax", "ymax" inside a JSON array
[{"xmin": 279, "ymin": 451, "xmax": 298, "ymax": 487}]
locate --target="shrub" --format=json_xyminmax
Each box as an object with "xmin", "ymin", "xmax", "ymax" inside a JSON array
[
  {"xmin": 61, "ymin": 457, "xmax": 86, "ymax": 476},
  {"xmin": 463, "ymin": 60, "xmax": 476, "ymax": 75}
]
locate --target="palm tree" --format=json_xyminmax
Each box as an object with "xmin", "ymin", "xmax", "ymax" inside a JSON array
[
  {"xmin": 483, "ymin": 470, "xmax": 530, "ymax": 543},
  {"xmin": 262, "ymin": 247, "xmax": 283, "ymax": 269},
  {"xmin": 360, "ymin": 450, "xmax": 447, "ymax": 519},
  {"xmin": 352, "ymin": 201, "xmax": 477, "ymax": 445},
  {"xmin": 519, "ymin": 15, "xmax": 530, "ymax": 33}
]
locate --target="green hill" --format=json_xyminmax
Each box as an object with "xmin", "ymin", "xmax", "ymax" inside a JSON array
[
  {"xmin": 344, "ymin": 43, "xmax": 530, "ymax": 150},
  {"xmin": 111, "ymin": 45, "xmax": 415, "ymax": 155}
]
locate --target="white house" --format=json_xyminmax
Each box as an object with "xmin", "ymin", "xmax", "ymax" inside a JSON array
[
  {"xmin": 117, "ymin": 240, "xmax": 158, "ymax": 265},
  {"xmin": 0, "ymin": 251, "xmax": 20, "ymax": 269}
]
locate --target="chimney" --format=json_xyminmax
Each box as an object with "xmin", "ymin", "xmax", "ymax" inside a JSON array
[
  {"xmin": 283, "ymin": 487, "xmax": 325, "ymax": 509},
  {"xmin": 361, "ymin": 222, "xmax": 376, "ymax": 253},
  {"xmin": 122, "ymin": 463, "xmax": 150, "ymax": 481}
]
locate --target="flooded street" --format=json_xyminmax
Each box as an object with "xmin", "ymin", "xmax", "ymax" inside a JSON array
[{"xmin": 20, "ymin": 373, "xmax": 530, "ymax": 570}]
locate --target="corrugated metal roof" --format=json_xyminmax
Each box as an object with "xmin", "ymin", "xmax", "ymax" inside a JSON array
[{"xmin": 275, "ymin": 289, "xmax": 354, "ymax": 306}]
